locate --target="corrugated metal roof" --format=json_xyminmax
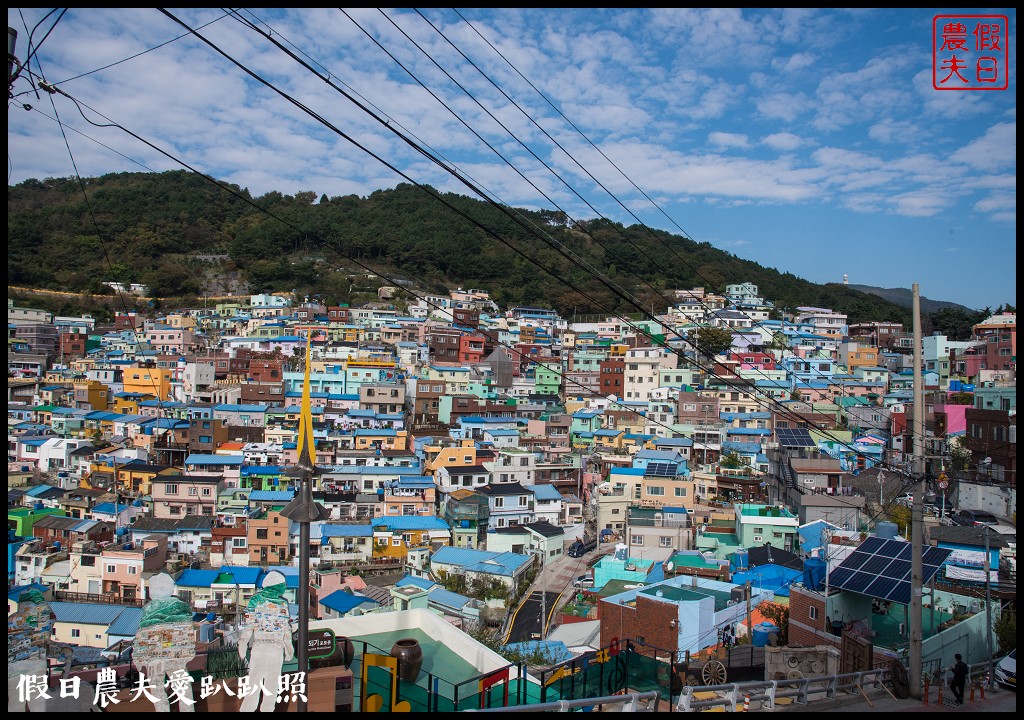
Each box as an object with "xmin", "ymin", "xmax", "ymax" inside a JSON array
[
  {"xmin": 106, "ymin": 606, "xmax": 143, "ymax": 637},
  {"xmin": 49, "ymin": 601, "xmax": 128, "ymax": 625},
  {"xmin": 426, "ymin": 587, "xmax": 471, "ymax": 610}
]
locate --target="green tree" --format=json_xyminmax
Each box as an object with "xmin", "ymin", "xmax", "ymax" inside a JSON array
[
  {"xmin": 759, "ymin": 601, "xmax": 789, "ymax": 644},
  {"xmin": 693, "ymin": 325, "xmax": 734, "ymax": 357},
  {"xmin": 994, "ymin": 609, "xmax": 1015, "ymax": 653}
]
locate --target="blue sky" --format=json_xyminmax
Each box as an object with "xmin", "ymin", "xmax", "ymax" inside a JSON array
[{"xmin": 7, "ymin": 8, "xmax": 1016, "ymax": 311}]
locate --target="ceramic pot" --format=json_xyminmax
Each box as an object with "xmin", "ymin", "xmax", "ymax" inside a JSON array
[{"xmin": 390, "ymin": 638, "xmax": 423, "ymax": 682}]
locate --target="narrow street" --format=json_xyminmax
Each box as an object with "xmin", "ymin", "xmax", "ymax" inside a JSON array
[{"xmin": 504, "ymin": 543, "xmax": 605, "ymax": 643}]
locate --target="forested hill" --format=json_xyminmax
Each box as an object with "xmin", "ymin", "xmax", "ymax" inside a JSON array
[{"xmin": 9, "ymin": 170, "xmax": 910, "ymax": 324}]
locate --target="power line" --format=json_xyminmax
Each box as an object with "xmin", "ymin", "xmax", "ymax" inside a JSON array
[{"xmin": 206, "ymin": 9, "xmax": 900, "ymax": 475}]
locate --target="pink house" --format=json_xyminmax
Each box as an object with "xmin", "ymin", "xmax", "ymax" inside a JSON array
[{"xmin": 101, "ymin": 536, "xmax": 168, "ymax": 603}]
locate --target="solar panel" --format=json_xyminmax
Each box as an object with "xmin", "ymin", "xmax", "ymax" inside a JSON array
[
  {"xmin": 828, "ymin": 567, "xmax": 855, "ymax": 586},
  {"xmin": 842, "ymin": 552, "xmax": 870, "ymax": 570},
  {"xmin": 843, "ymin": 571, "xmax": 875, "ymax": 594},
  {"xmin": 857, "ymin": 536, "xmax": 887, "ymax": 554},
  {"xmin": 828, "ymin": 537, "xmax": 953, "ymax": 604},
  {"xmin": 776, "ymin": 428, "xmax": 815, "ymax": 447},
  {"xmin": 645, "ymin": 461, "xmax": 678, "ymax": 477},
  {"xmin": 860, "ymin": 555, "xmax": 894, "ymax": 575}
]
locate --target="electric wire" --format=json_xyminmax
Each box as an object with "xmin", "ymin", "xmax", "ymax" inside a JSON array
[
  {"xmin": 441, "ymin": 8, "xmax": 896, "ymax": 412},
  {"xmin": 203, "ymin": 9, "xmax": 901, "ymax": 475}
]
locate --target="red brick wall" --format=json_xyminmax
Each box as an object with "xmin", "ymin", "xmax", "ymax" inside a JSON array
[{"xmin": 599, "ymin": 595, "xmax": 678, "ymax": 653}]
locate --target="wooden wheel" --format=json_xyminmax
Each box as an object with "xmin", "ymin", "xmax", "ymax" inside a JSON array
[{"xmin": 702, "ymin": 660, "xmax": 727, "ymax": 686}]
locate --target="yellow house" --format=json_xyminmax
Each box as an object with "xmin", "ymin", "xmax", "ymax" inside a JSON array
[
  {"xmin": 163, "ymin": 313, "xmax": 197, "ymax": 330},
  {"xmin": 353, "ymin": 429, "xmax": 409, "ymax": 452},
  {"xmin": 112, "ymin": 392, "xmax": 155, "ymax": 414},
  {"xmin": 424, "ymin": 439, "xmax": 481, "ymax": 475},
  {"xmin": 122, "ymin": 365, "xmax": 173, "ymax": 401},
  {"xmin": 73, "ymin": 379, "xmax": 110, "ymax": 411}
]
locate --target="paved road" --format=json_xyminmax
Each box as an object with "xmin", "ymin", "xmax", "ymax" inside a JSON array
[
  {"xmin": 505, "ymin": 590, "xmax": 561, "ymax": 643},
  {"xmin": 504, "ymin": 544, "xmax": 606, "ymax": 643}
]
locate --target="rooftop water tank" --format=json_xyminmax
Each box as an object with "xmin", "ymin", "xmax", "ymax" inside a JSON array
[
  {"xmin": 751, "ymin": 622, "xmax": 780, "ymax": 647},
  {"xmin": 876, "ymin": 521, "xmax": 898, "ymax": 540},
  {"xmin": 734, "ymin": 548, "xmax": 749, "ymax": 571}
]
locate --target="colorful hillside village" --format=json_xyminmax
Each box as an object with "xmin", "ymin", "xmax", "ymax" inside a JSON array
[{"xmin": 7, "ymin": 286, "xmax": 1016, "ymax": 711}]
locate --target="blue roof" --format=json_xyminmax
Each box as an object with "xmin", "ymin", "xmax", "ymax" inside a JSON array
[
  {"xmin": 319, "ymin": 590, "xmax": 379, "ymax": 614},
  {"xmin": 373, "ymin": 516, "xmax": 449, "ymax": 531},
  {"xmin": 49, "ymin": 601, "xmax": 129, "ymax": 625},
  {"xmin": 90, "ymin": 502, "xmax": 125, "ymax": 515},
  {"xmin": 185, "ymin": 454, "xmax": 243, "ymax": 466},
  {"xmin": 106, "ymin": 606, "xmax": 144, "ymax": 637},
  {"xmin": 176, "ymin": 569, "xmax": 221, "ymax": 588},
  {"xmin": 530, "ymin": 484, "xmax": 563, "ymax": 501},
  {"xmin": 395, "ymin": 575, "xmax": 436, "ymax": 591},
  {"xmin": 260, "ymin": 566, "xmax": 299, "ymax": 589},
  {"xmin": 8, "ymin": 583, "xmax": 49, "ymax": 602},
  {"xmin": 426, "ymin": 587, "xmax": 473, "ymax": 610},
  {"xmin": 431, "ymin": 546, "xmax": 496, "ymax": 567},
  {"xmin": 213, "ymin": 404, "xmax": 269, "ymax": 412},
  {"xmin": 722, "ymin": 441, "xmax": 763, "ymax": 454},
  {"xmin": 242, "ymin": 465, "xmax": 284, "ymax": 476},
  {"xmin": 216, "ymin": 566, "xmax": 262, "ymax": 585},
  {"xmin": 609, "ymin": 467, "xmax": 645, "ymax": 476},
  {"xmin": 395, "ymin": 476, "xmax": 436, "ymax": 488},
  {"xmin": 726, "ymin": 428, "xmax": 772, "ymax": 436},
  {"xmin": 465, "ymin": 551, "xmax": 533, "ymax": 577},
  {"xmin": 249, "ymin": 490, "xmax": 295, "ymax": 502},
  {"xmin": 25, "ymin": 484, "xmax": 56, "ymax": 497}
]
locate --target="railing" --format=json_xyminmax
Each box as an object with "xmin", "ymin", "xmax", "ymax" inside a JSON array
[
  {"xmin": 53, "ymin": 590, "xmax": 145, "ymax": 607},
  {"xmin": 675, "ymin": 667, "xmax": 891, "ymax": 712},
  {"xmin": 465, "ymin": 691, "xmax": 659, "ymax": 712}
]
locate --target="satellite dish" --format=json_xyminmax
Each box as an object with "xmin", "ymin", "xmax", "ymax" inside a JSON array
[{"xmin": 666, "ymin": 561, "xmax": 675, "ymax": 572}]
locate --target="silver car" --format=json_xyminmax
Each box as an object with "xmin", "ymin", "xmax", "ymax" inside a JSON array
[{"xmin": 994, "ymin": 649, "xmax": 1016, "ymax": 690}]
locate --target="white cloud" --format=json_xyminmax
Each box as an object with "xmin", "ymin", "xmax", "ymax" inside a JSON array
[
  {"xmin": 950, "ymin": 122, "xmax": 1017, "ymax": 171},
  {"xmin": 761, "ymin": 133, "xmax": 803, "ymax": 151},
  {"xmin": 708, "ymin": 132, "xmax": 749, "ymax": 149}
]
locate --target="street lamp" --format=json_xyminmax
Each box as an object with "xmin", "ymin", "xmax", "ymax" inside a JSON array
[{"xmin": 279, "ymin": 333, "xmax": 329, "ymax": 712}]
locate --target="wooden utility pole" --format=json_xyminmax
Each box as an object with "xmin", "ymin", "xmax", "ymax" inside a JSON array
[{"xmin": 909, "ymin": 283, "xmax": 925, "ymax": 699}]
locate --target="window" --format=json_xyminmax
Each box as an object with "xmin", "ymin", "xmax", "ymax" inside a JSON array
[
  {"xmin": 128, "ymin": 566, "xmax": 137, "ymax": 575},
  {"xmin": 631, "ymin": 535, "xmax": 644, "ymax": 545},
  {"xmin": 647, "ymin": 486, "xmax": 665, "ymax": 496},
  {"xmin": 107, "ymin": 564, "xmax": 116, "ymax": 573},
  {"xmin": 494, "ymin": 497, "xmax": 504, "ymax": 508},
  {"xmin": 165, "ymin": 483, "xmax": 178, "ymax": 495},
  {"xmin": 189, "ymin": 487, "xmax": 198, "ymax": 496},
  {"xmin": 753, "ymin": 527, "xmax": 763, "ymax": 534},
  {"xmin": 202, "ymin": 487, "xmax": 211, "ymax": 496},
  {"xmin": 232, "ymin": 538, "xmax": 247, "ymax": 548},
  {"xmin": 519, "ymin": 496, "xmax": 528, "ymax": 507},
  {"xmin": 660, "ymin": 536, "xmax": 673, "ymax": 548},
  {"xmin": 392, "ymin": 538, "xmax": 402, "ymax": 546},
  {"xmin": 71, "ymin": 628, "xmax": 81, "ymax": 638},
  {"xmin": 809, "ymin": 606, "xmax": 819, "ymax": 621},
  {"xmin": 256, "ymin": 529, "xmax": 268, "ymax": 540}
]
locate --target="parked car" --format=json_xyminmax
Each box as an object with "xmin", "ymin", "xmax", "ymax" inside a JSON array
[
  {"xmin": 994, "ymin": 649, "xmax": 1016, "ymax": 689},
  {"xmin": 928, "ymin": 498, "xmax": 955, "ymax": 517},
  {"xmin": 951, "ymin": 510, "xmax": 1000, "ymax": 527},
  {"xmin": 568, "ymin": 537, "xmax": 597, "ymax": 558},
  {"xmin": 573, "ymin": 573, "xmax": 594, "ymax": 588}
]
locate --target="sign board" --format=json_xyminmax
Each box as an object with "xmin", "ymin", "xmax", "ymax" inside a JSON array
[
  {"xmin": 937, "ymin": 472, "xmax": 949, "ymax": 490},
  {"xmin": 308, "ymin": 628, "xmax": 336, "ymax": 659}
]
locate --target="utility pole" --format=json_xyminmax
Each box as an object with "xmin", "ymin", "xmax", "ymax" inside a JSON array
[
  {"xmin": 984, "ymin": 525, "xmax": 994, "ymax": 686},
  {"xmin": 909, "ymin": 283, "xmax": 925, "ymax": 700},
  {"xmin": 8, "ymin": 27, "xmax": 18, "ymax": 89},
  {"xmin": 745, "ymin": 581, "xmax": 753, "ymax": 643},
  {"xmin": 539, "ymin": 550, "xmax": 547, "ymax": 638}
]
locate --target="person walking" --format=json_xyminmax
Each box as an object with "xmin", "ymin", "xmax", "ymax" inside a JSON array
[{"xmin": 950, "ymin": 653, "xmax": 970, "ymax": 705}]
